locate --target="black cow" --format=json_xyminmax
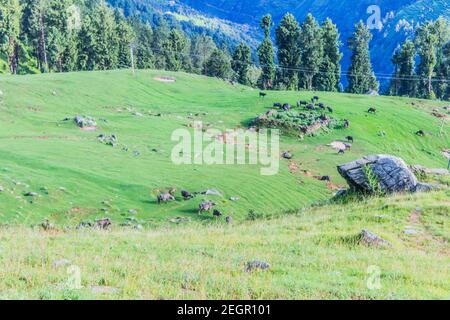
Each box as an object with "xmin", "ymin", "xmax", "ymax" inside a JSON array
[
  {"xmin": 259, "ymin": 92, "xmax": 267, "ymax": 98},
  {"xmin": 346, "ymin": 136, "xmax": 354, "ymax": 143},
  {"xmin": 368, "ymin": 107, "xmax": 377, "ymax": 114},
  {"xmin": 327, "ymin": 107, "xmax": 334, "ymax": 113},
  {"xmin": 416, "ymin": 130, "xmax": 425, "ymax": 137}
]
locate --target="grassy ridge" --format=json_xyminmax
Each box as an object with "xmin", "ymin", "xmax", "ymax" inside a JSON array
[
  {"xmin": 0, "ymin": 191, "xmax": 448, "ymax": 299},
  {"xmin": 0, "ymin": 69, "xmax": 448, "ymax": 226}
]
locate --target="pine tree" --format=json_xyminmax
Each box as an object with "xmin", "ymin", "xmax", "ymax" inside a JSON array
[
  {"xmin": 204, "ymin": 49, "xmax": 231, "ymax": 79},
  {"xmin": 115, "ymin": 10, "xmax": 135, "ymax": 69},
  {"xmin": 0, "ymin": 0, "xmax": 22, "ymax": 74},
  {"xmin": 163, "ymin": 29, "xmax": 189, "ymax": 72},
  {"xmin": 389, "ymin": 40, "xmax": 416, "ymax": 97},
  {"xmin": 275, "ymin": 13, "xmax": 301, "ymax": 90},
  {"xmin": 231, "ymin": 42, "xmax": 251, "ymax": 85},
  {"xmin": 415, "ymin": 21, "xmax": 438, "ymax": 99},
  {"xmin": 315, "ymin": 18, "xmax": 342, "ymax": 92},
  {"xmin": 132, "ymin": 20, "xmax": 154, "ymax": 70},
  {"xmin": 78, "ymin": 1, "xmax": 119, "ymax": 71},
  {"xmin": 347, "ymin": 21, "xmax": 379, "ymax": 94},
  {"xmin": 152, "ymin": 15, "xmax": 169, "ymax": 70},
  {"xmin": 298, "ymin": 14, "xmax": 322, "ymax": 90},
  {"xmin": 431, "ymin": 17, "xmax": 450, "ymax": 100},
  {"xmin": 257, "ymin": 14, "xmax": 275, "ymax": 89},
  {"xmin": 190, "ymin": 34, "xmax": 217, "ymax": 75}
]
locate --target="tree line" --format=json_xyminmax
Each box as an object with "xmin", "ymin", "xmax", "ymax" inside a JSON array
[
  {"xmin": 389, "ymin": 18, "xmax": 449, "ymax": 100},
  {"xmin": 0, "ymin": 0, "xmax": 448, "ymax": 100}
]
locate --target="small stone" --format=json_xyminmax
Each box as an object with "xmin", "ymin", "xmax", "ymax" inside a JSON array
[
  {"xmin": 90, "ymin": 286, "xmax": 120, "ymax": 294},
  {"xmin": 128, "ymin": 209, "xmax": 138, "ymax": 214},
  {"xmin": 359, "ymin": 229, "xmax": 390, "ymax": 247},
  {"xmin": 245, "ymin": 260, "xmax": 270, "ymax": 272},
  {"xmin": 404, "ymin": 229, "xmax": 418, "ymax": 235},
  {"xmin": 282, "ymin": 151, "xmax": 293, "ymax": 160},
  {"xmin": 0, "ymin": 186, "xmax": 4, "ymax": 192},
  {"xmin": 52, "ymin": 259, "xmax": 71, "ymax": 268},
  {"xmin": 225, "ymin": 216, "xmax": 233, "ymax": 224},
  {"xmin": 24, "ymin": 192, "xmax": 38, "ymax": 197},
  {"xmin": 230, "ymin": 197, "xmax": 240, "ymax": 201}
]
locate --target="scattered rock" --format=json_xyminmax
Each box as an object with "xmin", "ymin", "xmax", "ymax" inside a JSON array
[
  {"xmin": 282, "ymin": 151, "xmax": 293, "ymax": 160},
  {"xmin": 404, "ymin": 228, "xmax": 418, "ymax": 235},
  {"xmin": 337, "ymin": 155, "xmax": 432, "ymax": 194},
  {"xmin": 90, "ymin": 286, "xmax": 121, "ymax": 294},
  {"xmin": 98, "ymin": 134, "xmax": 118, "ymax": 147},
  {"xmin": 411, "ymin": 165, "xmax": 449, "ymax": 176},
  {"xmin": 359, "ymin": 230, "xmax": 390, "ymax": 247},
  {"xmin": 128, "ymin": 209, "xmax": 138, "ymax": 215},
  {"xmin": 0, "ymin": 186, "xmax": 3, "ymax": 193},
  {"xmin": 225, "ymin": 216, "xmax": 233, "ymax": 224},
  {"xmin": 169, "ymin": 217, "xmax": 191, "ymax": 224},
  {"xmin": 245, "ymin": 260, "xmax": 271, "ymax": 272},
  {"xmin": 202, "ymin": 189, "xmax": 222, "ymax": 197},
  {"xmin": 74, "ymin": 115, "xmax": 97, "ymax": 128},
  {"xmin": 24, "ymin": 192, "xmax": 38, "ymax": 197},
  {"xmin": 52, "ymin": 259, "xmax": 72, "ymax": 268},
  {"xmin": 229, "ymin": 197, "xmax": 240, "ymax": 201}
]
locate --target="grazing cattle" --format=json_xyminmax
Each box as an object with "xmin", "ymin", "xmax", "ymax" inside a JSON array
[
  {"xmin": 273, "ymin": 102, "xmax": 282, "ymax": 108},
  {"xmin": 282, "ymin": 103, "xmax": 291, "ymax": 111},
  {"xmin": 199, "ymin": 201, "xmax": 216, "ymax": 214},
  {"xmin": 306, "ymin": 104, "xmax": 316, "ymax": 111},
  {"xmin": 181, "ymin": 190, "xmax": 194, "ymax": 200},
  {"xmin": 346, "ymin": 136, "xmax": 354, "ymax": 143},
  {"xmin": 327, "ymin": 107, "xmax": 334, "ymax": 113},
  {"xmin": 416, "ymin": 130, "xmax": 425, "ymax": 137},
  {"xmin": 157, "ymin": 193, "xmax": 175, "ymax": 204},
  {"xmin": 316, "ymin": 176, "xmax": 331, "ymax": 182},
  {"xmin": 318, "ymin": 103, "xmax": 325, "ymax": 109},
  {"xmin": 313, "ymin": 96, "xmax": 320, "ymax": 101},
  {"xmin": 259, "ymin": 92, "xmax": 267, "ymax": 98},
  {"xmin": 338, "ymin": 149, "xmax": 345, "ymax": 155},
  {"xmin": 343, "ymin": 119, "xmax": 350, "ymax": 129},
  {"xmin": 344, "ymin": 143, "xmax": 352, "ymax": 150},
  {"xmin": 213, "ymin": 209, "xmax": 223, "ymax": 217},
  {"xmin": 96, "ymin": 218, "xmax": 112, "ymax": 230},
  {"xmin": 368, "ymin": 107, "xmax": 377, "ymax": 114}
]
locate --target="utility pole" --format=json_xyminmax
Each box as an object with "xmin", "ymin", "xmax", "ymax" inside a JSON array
[{"xmin": 129, "ymin": 43, "xmax": 136, "ymax": 75}]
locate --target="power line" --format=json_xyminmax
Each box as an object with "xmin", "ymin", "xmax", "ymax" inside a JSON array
[{"xmin": 145, "ymin": 46, "xmax": 450, "ymax": 83}]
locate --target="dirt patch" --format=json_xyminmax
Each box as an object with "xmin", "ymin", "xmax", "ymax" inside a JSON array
[
  {"xmin": 431, "ymin": 111, "xmax": 448, "ymax": 119},
  {"xmin": 154, "ymin": 76, "xmax": 176, "ymax": 83},
  {"xmin": 80, "ymin": 126, "xmax": 97, "ymax": 131},
  {"xmin": 326, "ymin": 182, "xmax": 344, "ymax": 191},
  {"xmin": 288, "ymin": 162, "xmax": 299, "ymax": 174},
  {"xmin": 329, "ymin": 141, "xmax": 347, "ymax": 150}
]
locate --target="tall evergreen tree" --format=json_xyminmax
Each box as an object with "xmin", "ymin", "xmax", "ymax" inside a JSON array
[
  {"xmin": 389, "ymin": 40, "xmax": 416, "ymax": 97},
  {"xmin": 431, "ymin": 17, "xmax": 450, "ymax": 100},
  {"xmin": 231, "ymin": 42, "xmax": 251, "ymax": 85},
  {"xmin": 132, "ymin": 20, "xmax": 154, "ymax": 70},
  {"xmin": 257, "ymin": 14, "xmax": 275, "ymax": 89},
  {"xmin": 315, "ymin": 18, "xmax": 342, "ymax": 92},
  {"xmin": 114, "ymin": 10, "xmax": 135, "ymax": 69},
  {"xmin": 204, "ymin": 48, "xmax": 231, "ymax": 79},
  {"xmin": 347, "ymin": 21, "xmax": 379, "ymax": 94},
  {"xmin": 298, "ymin": 14, "xmax": 322, "ymax": 90},
  {"xmin": 190, "ymin": 34, "xmax": 216, "ymax": 75},
  {"xmin": 415, "ymin": 21, "xmax": 438, "ymax": 99},
  {"xmin": 152, "ymin": 15, "xmax": 169, "ymax": 70},
  {"xmin": 0, "ymin": 0, "xmax": 22, "ymax": 74},
  {"xmin": 275, "ymin": 13, "xmax": 301, "ymax": 90},
  {"xmin": 163, "ymin": 29, "xmax": 189, "ymax": 72}
]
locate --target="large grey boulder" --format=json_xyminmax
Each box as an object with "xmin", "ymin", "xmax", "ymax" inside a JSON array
[{"xmin": 337, "ymin": 155, "xmax": 432, "ymax": 194}]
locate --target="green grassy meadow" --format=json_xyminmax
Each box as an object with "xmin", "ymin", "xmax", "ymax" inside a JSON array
[
  {"xmin": 0, "ymin": 69, "xmax": 448, "ymax": 299},
  {"xmin": 0, "ymin": 69, "xmax": 448, "ymax": 226}
]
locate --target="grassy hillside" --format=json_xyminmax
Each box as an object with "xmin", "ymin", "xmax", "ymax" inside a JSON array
[
  {"xmin": 0, "ymin": 69, "xmax": 448, "ymax": 227},
  {"xmin": 0, "ymin": 191, "xmax": 448, "ymax": 299}
]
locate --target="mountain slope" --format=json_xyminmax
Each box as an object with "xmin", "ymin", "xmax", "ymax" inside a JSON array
[{"xmin": 108, "ymin": 0, "xmax": 450, "ymax": 86}]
